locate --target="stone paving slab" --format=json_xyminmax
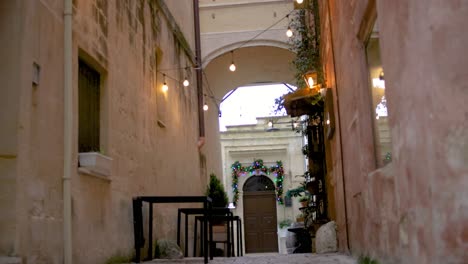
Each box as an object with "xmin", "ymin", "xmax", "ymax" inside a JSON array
[{"xmin": 139, "ymin": 253, "xmax": 356, "ymax": 264}]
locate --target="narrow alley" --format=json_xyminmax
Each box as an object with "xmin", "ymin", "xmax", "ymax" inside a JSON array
[
  {"xmin": 1, "ymin": 0, "xmax": 467, "ymax": 264},
  {"xmin": 143, "ymin": 253, "xmax": 356, "ymax": 264}
]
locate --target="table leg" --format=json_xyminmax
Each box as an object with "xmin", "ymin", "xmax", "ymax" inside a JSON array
[
  {"xmin": 230, "ymin": 217, "xmax": 234, "ymax": 257},
  {"xmin": 184, "ymin": 213, "xmax": 188, "ymax": 257},
  {"xmin": 193, "ymin": 216, "xmax": 198, "ymax": 257},
  {"xmin": 177, "ymin": 209, "xmax": 181, "ymax": 246},
  {"xmin": 227, "ymin": 218, "xmax": 231, "ymax": 257},
  {"xmin": 204, "ymin": 201, "xmax": 208, "ymax": 264},
  {"xmin": 148, "ymin": 203, "xmax": 153, "ymax": 260},
  {"xmin": 132, "ymin": 198, "xmax": 142, "ymax": 263}
]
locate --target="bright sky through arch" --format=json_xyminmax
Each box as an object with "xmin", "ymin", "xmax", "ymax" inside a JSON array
[{"xmin": 219, "ymin": 84, "xmax": 293, "ymax": 131}]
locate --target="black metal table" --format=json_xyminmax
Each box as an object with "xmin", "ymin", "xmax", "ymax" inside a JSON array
[
  {"xmin": 132, "ymin": 196, "xmax": 212, "ymax": 263},
  {"xmin": 287, "ymin": 227, "xmax": 312, "ymax": 253},
  {"xmin": 177, "ymin": 207, "xmax": 231, "ymax": 257},
  {"xmin": 193, "ymin": 214, "xmax": 243, "ymax": 258}
]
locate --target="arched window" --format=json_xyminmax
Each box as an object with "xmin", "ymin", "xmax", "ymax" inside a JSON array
[{"xmin": 242, "ymin": 175, "xmax": 275, "ymax": 192}]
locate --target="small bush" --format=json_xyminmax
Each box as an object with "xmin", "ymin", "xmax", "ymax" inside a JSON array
[{"xmin": 205, "ymin": 173, "xmax": 228, "ymax": 208}]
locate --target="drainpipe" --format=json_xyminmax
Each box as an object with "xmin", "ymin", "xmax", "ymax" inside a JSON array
[
  {"xmin": 63, "ymin": 0, "xmax": 73, "ymax": 263},
  {"xmin": 193, "ymin": 0, "xmax": 205, "ymax": 148},
  {"xmin": 325, "ymin": 0, "xmax": 350, "ymax": 251}
]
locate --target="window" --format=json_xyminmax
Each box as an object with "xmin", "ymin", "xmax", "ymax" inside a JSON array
[
  {"xmin": 78, "ymin": 59, "xmax": 100, "ymax": 153},
  {"xmin": 366, "ymin": 20, "xmax": 392, "ymax": 166}
]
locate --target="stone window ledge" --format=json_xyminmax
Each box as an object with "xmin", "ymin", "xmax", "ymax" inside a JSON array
[{"xmin": 78, "ymin": 152, "xmax": 112, "ymax": 181}]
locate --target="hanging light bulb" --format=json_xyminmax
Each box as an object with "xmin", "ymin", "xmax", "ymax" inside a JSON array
[
  {"xmin": 162, "ymin": 74, "xmax": 168, "ymax": 92},
  {"xmin": 183, "ymin": 67, "xmax": 190, "ymax": 87},
  {"xmin": 203, "ymin": 103, "xmax": 209, "ymax": 111},
  {"xmin": 286, "ymin": 27, "xmax": 293, "ymax": 38},
  {"xmin": 229, "ymin": 50, "xmax": 236, "ymax": 72},
  {"xmin": 296, "ymin": 0, "xmax": 304, "ymax": 4},
  {"xmin": 229, "ymin": 63, "xmax": 236, "ymax": 72},
  {"xmin": 286, "ymin": 15, "xmax": 293, "ymax": 38}
]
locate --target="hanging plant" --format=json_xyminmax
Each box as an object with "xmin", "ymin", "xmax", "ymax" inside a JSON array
[
  {"xmin": 274, "ymin": 0, "xmax": 323, "ymax": 114},
  {"xmin": 290, "ymin": 0, "xmax": 323, "ymax": 87}
]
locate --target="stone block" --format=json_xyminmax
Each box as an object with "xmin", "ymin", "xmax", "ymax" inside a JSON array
[{"xmin": 315, "ymin": 221, "xmax": 337, "ymax": 254}]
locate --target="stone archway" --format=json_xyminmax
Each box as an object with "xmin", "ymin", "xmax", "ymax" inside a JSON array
[{"xmin": 242, "ymin": 175, "xmax": 278, "ymax": 253}]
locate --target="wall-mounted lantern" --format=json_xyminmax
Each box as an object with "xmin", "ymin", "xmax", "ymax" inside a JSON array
[{"xmin": 303, "ymin": 70, "xmax": 319, "ymax": 89}]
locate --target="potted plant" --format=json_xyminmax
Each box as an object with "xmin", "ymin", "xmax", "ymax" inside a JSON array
[
  {"xmin": 205, "ymin": 173, "xmax": 228, "ymax": 208},
  {"xmin": 299, "ymin": 196, "xmax": 309, "ymax": 207},
  {"xmin": 296, "ymin": 213, "xmax": 304, "ymax": 223},
  {"xmin": 278, "ymin": 219, "xmax": 293, "ymax": 237}
]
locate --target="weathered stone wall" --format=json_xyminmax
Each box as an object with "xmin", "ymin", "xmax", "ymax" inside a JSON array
[
  {"xmin": 320, "ymin": 0, "xmax": 468, "ymax": 263},
  {"xmin": 0, "ymin": 0, "xmax": 206, "ymax": 263},
  {"xmin": 0, "ymin": 0, "xmax": 22, "ymax": 257}
]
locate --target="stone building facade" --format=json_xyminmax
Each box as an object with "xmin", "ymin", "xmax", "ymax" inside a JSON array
[
  {"xmin": 220, "ymin": 116, "xmax": 306, "ymax": 254},
  {"xmin": 317, "ymin": 0, "xmax": 468, "ymax": 263},
  {"xmin": 0, "ymin": 0, "xmax": 212, "ymax": 263}
]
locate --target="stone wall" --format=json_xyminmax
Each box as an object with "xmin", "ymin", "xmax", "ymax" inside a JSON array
[
  {"xmin": 319, "ymin": 0, "xmax": 468, "ymax": 263},
  {"xmin": 0, "ymin": 0, "xmax": 206, "ymax": 263}
]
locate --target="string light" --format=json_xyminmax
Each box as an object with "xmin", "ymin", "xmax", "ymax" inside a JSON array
[
  {"xmin": 162, "ymin": 74, "xmax": 168, "ymax": 92},
  {"xmin": 229, "ymin": 51, "xmax": 236, "ymax": 72},
  {"xmin": 286, "ymin": 27, "xmax": 293, "ymax": 38},
  {"xmin": 183, "ymin": 67, "xmax": 190, "ymax": 87},
  {"xmin": 296, "ymin": 0, "xmax": 304, "ymax": 4},
  {"xmin": 203, "ymin": 103, "xmax": 209, "ymax": 111},
  {"xmin": 286, "ymin": 15, "xmax": 293, "ymax": 38}
]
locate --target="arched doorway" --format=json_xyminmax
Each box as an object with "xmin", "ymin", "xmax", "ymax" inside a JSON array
[{"xmin": 243, "ymin": 175, "xmax": 278, "ymax": 253}]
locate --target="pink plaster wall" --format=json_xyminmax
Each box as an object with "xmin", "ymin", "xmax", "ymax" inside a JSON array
[{"xmin": 321, "ymin": 0, "xmax": 468, "ymax": 263}]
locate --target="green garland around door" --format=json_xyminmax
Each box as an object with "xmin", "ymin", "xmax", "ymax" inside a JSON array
[{"xmin": 231, "ymin": 159, "xmax": 284, "ymax": 206}]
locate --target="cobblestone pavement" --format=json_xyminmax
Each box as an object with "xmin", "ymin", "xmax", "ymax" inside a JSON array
[{"xmin": 142, "ymin": 253, "xmax": 356, "ymax": 264}]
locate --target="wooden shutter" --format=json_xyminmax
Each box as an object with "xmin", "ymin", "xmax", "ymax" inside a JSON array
[{"xmin": 78, "ymin": 60, "xmax": 100, "ymax": 152}]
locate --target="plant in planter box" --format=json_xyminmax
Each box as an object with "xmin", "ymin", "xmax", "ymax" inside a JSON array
[
  {"xmin": 296, "ymin": 213, "xmax": 304, "ymax": 223},
  {"xmin": 299, "ymin": 196, "xmax": 309, "ymax": 207},
  {"xmin": 205, "ymin": 173, "xmax": 228, "ymax": 208},
  {"xmin": 279, "ymin": 219, "xmax": 293, "ymax": 229}
]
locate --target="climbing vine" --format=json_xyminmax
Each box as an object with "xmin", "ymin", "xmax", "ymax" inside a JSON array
[
  {"xmin": 274, "ymin": 0, "xmax": 323, "ymax": 114},
  {"xmin": 290, "ymin": 0, "xmax": 322, "ymax": 87},
  {"xmin": 231, "ymin": 159, "xmax": 284, "ymax": 206}
]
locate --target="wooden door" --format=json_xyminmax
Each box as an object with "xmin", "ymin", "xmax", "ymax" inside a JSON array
[{"xmin": 243, "ymin": 191, "xmax": 278, "ymax": 253}]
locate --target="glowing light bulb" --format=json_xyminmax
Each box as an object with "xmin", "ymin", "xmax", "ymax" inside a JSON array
[
  {"xmin": 296, "ymin": 0, "xmax": 304, "ymax": 4},
  {"xmin": 203, "ymin": 103, "xmax": 209, "ymax": 111},
  {"xmin": 183, "ymin": 79, "xmax": 189, "ymax": 87},
  {"xmin": 268, "ymin": 121, "xmax": 273, "ymax": 127},
  {"xmin": 229, "ymin": 63, "xmax": 236, "ymax": 72},
  {"xmin": 286, "ymin": 28, "xmax": 293, "ymax": 38},
  {"xmin": 307, "ymin": 76, "xmax": 314, "ymax": 88},
  {"xmin": 162, "ymin": 82, "xmax": 168, "ymax": 92}
]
